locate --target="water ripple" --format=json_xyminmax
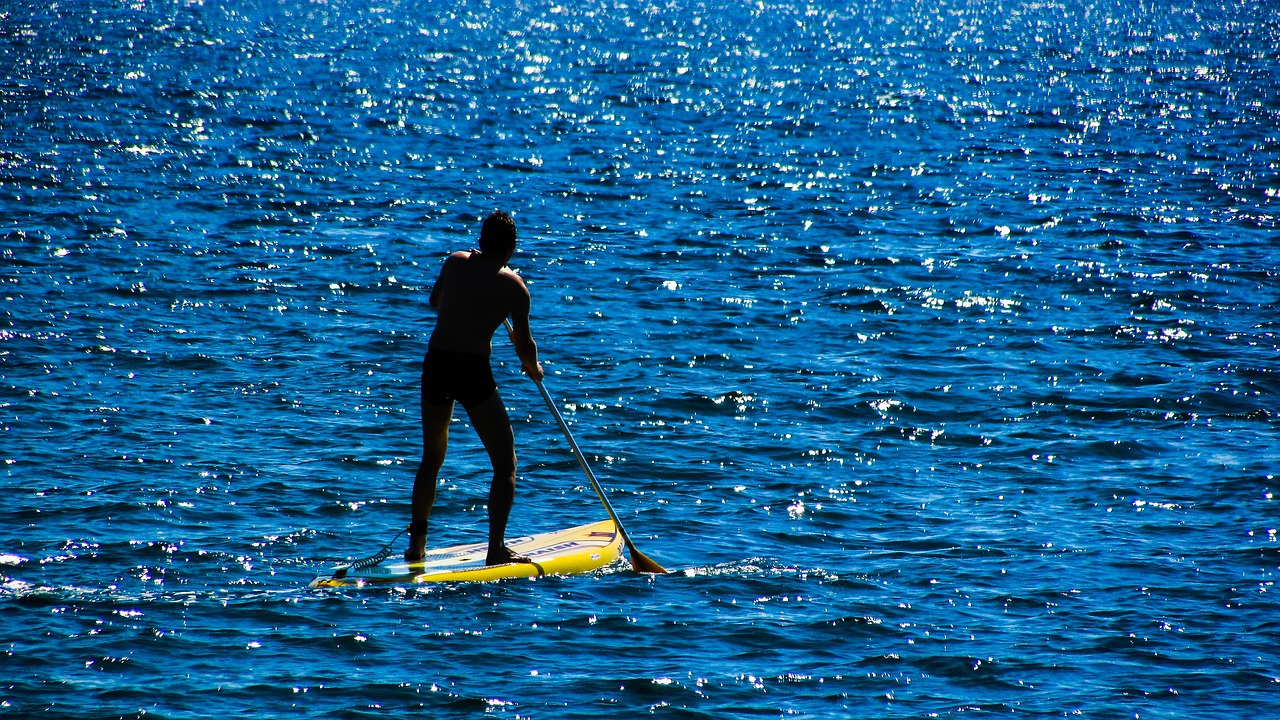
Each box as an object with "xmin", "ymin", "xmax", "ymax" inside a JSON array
[{"xmin": 3, "ymin": 0, "xmax": 1278, "ymax": 717}]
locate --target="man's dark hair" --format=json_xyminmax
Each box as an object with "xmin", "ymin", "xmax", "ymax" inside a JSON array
[{"xmin": 479, "ymin": 210, "xmax": 517, "ymax": 256}]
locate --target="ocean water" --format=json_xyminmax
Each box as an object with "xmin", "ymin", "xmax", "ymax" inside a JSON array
[{"xmin": 2, "ymin": 0, "xmax": 1278, "ymax": 716}]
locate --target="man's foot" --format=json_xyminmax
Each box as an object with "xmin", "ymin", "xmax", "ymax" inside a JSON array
[
  {"xmin": 485, "ymin": 545, "xmax": 532, "ymax": 566},
  {"xmin": 404, "ymin": 520, "xmax": 428, "ymax": 563}
]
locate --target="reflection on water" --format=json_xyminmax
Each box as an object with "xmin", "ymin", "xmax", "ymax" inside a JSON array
[{"xmin": 2, "ymin": 0, "xmax": 1278, "ymax": 717}]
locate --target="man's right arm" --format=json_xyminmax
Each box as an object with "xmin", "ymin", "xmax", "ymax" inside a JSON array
[{"xmin": 507, "ymin": 279, "xmax": 543, "ymax": 382}]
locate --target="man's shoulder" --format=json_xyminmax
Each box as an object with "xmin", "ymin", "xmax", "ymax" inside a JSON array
[
  {"xmin": 498, "ymin": 266, "xmax": 529, "ymax": 286},
  {"xmin": 497, "ymin": 267, "xmax": 531, "ymax": 304}
]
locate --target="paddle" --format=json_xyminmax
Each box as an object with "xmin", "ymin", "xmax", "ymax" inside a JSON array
[{"xmin": 505, "ymin": 320, "xmax": 668, "ymax": 574}]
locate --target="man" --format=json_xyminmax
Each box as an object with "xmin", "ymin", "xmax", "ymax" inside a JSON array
[{"xmin": 406, "ymin": 210, "xmax": 543, "ymax": 565}]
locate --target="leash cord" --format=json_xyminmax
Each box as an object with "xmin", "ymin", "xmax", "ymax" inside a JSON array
[{"xmin": 333, "ymin": 528, "xmax": 406, "ymax": 579}]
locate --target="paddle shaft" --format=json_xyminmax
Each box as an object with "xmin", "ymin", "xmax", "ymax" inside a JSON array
[
  {"xmin": 504, "ymin": 320, "xmax": 666, "ymax": 573},
  {"xmin": 531, "ymin": 376, "xmax": 628, "ymax": 532}
]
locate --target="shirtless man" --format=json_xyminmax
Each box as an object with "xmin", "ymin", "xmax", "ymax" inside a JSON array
[{"xmin": 406, "ymin": 210, "xmax": 544, "ymax": 565}]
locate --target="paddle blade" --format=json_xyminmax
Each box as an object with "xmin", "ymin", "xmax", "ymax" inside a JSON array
[{"xmin": 627, "ymin": 545, "xmax": 668, "ymax": 574}]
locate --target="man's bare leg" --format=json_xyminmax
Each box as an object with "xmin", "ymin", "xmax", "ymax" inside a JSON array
[
  {"xmin": 465, "ymin": 391, "xmax": 531, "ymax": 565},
  {"xmin": 407, "ymin": 400, "xmax": 453, "ymax": 562}
]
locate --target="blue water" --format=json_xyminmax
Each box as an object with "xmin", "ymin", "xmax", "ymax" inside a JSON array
[{"xmin": 3, "ymin": 0, "xmax": 1278, "ymax": 716}]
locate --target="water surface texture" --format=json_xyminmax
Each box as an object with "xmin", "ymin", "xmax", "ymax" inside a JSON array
[{"xmin": 3, "ymin": 0, "xmax": 1278, "ymax": 717}]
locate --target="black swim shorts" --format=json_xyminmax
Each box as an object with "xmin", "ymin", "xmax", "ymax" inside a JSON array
[{"xmin": 421, "ymin": 347, "xmax": 498, "ymax": 410}]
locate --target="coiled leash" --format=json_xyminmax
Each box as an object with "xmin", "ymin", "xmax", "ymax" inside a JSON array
[{"xmin": 332, "ymin": 526, "xmax": 407, "ymax": 579}]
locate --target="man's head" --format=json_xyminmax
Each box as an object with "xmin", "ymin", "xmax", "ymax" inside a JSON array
[{"xmin": 479, "ymin": 210, "xmax": 517, "ymax": 258}]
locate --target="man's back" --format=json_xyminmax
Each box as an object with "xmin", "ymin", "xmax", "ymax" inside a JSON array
[{"xmin": 428, "ymin": 250, "xmax": 530, "ymax": 356}]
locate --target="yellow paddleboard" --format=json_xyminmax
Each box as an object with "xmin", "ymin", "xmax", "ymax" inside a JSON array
[{"xmin": 310, "ymin": 519, "xmax": 622, "ymax": 588}]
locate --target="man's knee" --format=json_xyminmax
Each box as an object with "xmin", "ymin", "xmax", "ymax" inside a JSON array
[
  {"xmin": 421, "ymin": 448, "xmax": 446, "ymax": 472},
  {"xmin": 493, "ymin": 460, "xmax": 516, "ymax": 482}
]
